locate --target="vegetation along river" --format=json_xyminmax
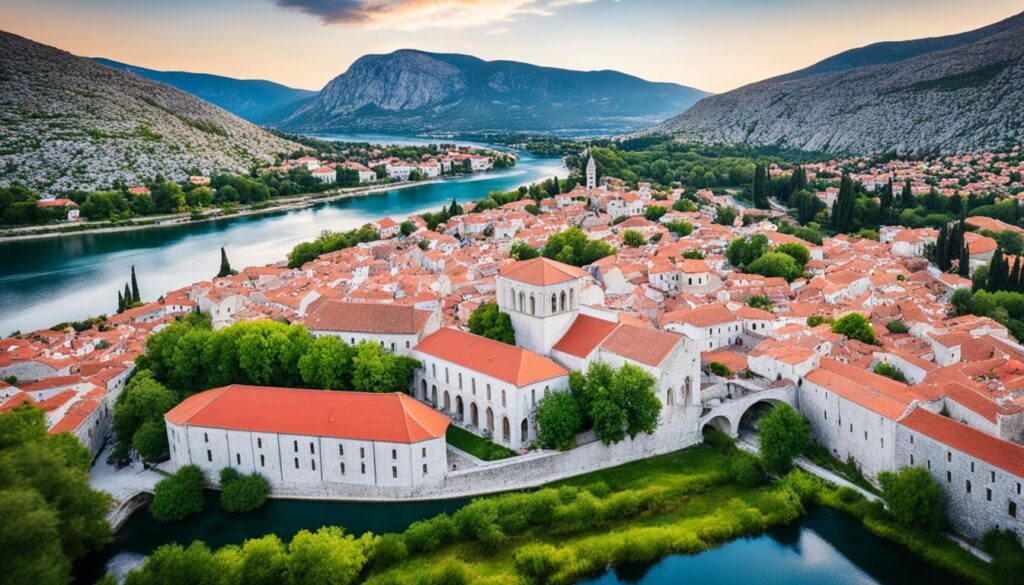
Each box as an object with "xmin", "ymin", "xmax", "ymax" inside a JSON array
[{"xmin": 0, "ymin": 136, "xmax": 566, "ymax": 335}]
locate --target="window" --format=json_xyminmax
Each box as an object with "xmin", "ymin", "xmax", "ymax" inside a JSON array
[
  {"xmin": 880, "ymin": 438, "xmax": 884, "ymax": 449},
  {"xmin": 423, "ymin": 464, "xmax": 428, "ymax": 475},
  {"xmin": 971, "ymin": 462, "xmax": 975, "ymax": 473},
  {"xmin": 910, "ymin": 435, "xmax": 914, "ymax": 444},
  {"xmin": 966, "ymin": 480, "xmax": 972, "ymax": 494},
  {"xmin": 947, "ymin": 471, "xmax": 952, "ymax": 483},
  {"xmin": 207, "ymin": 450, "xmax": 212, "ymax": 462},
  {"xmin": 360, "ymin": 447, "xmax": 365, "ymax": 458},
  {"xmin": 432, "ymin": 363, "xmax": 436, "ymax": 377},
  {"xmin": 236, "ymin": 453, "xmax": 241, "ymax": 465},
  {"xmin": 864, "ymin": 431, "xmax": 867, "ymax": 440},
  {"xmin": 502, "ymin": 390, "xmax": 507, "ymax": 407},
  {"xmin": 392, "ymin": 449, "xmax": 397, "ymax": 460},
  {"xmin": 422, "ymin": 447, "xmax": 427, "ymax": 457},
  {"xmin": 260, "ymin": 454, "xmax": 265, "ymax": 467},
  {"xmin": 341, "ymin": 462, "xmax": 346, "ymax": 475},
  {"xmin": 310, "ymin": 442, "xmax": 315, "ymax": 454},
  {"xmin": 987, "ymin": 488, "xmax": 992, "ymax": 502},
  {"xmin": 1011, "ymin": 501, "xmax": 1018, "ymax": 518},
  {"xmin": 458, "ymin": 373, "xmax": 463, "ymax": 388},
  {"xmin": 445, "ymin": 368, "xmax": 449, "ymax": 383},
  {"xmin": 910, "ymin": 454, "xmax": 915, "ymax": 465},
  {"xmin": 204, "ymin": 433, "xmax": 209, "ymax": 443},
  {"xmin": 361, "ymin": 463, "xmax": 366, "ymax": 474},
  {"xmin": 257, "ymin": 438, "xmax": 262, "ymax": 448},
  {"xmin": 339, "ymin": 444, "xmax": 344, "ymax": 456},
  {"xmin": 928, "ymin": 460, "xmax": 932, "ymax": 470},
  {"xmin": 472, "ymin": 379, "xmax": 476, "ymax": 394},
  {"xmin": 294, "ymin": 458, "xmax": 299, "ymax": 469},
  {"xmin": 392, "ymin": 466, "xmax": 398, "ymax": 478},
  {"xmin": 294, "ymin": 440, "xmax": 298, "ymax": 452},
  {"xmin": 487, "ymin": 384, "xmax": 492, "ymax": 400},
  {"xmin": 406, "ymin": 341, "xmax": 410, "ymax": 349},
  {"xmin": 391, "ymin": 342, "xmax": 396, "ymax": 352},
  {"xmin": 311, "ymin": 460, "xmax": 316, "ymax": 471},
  {"xmin": 992, "ymin": 471, "xmax": 996, "ymax": 483},
  {"xmin": 824, "ymin": 410, "xmax": 827, "ymax": 420},
  {"xmin": 947, "ymin": 451, "xmax": 952, "ymax": 463}
]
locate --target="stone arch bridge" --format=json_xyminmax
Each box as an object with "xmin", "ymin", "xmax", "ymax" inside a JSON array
[{"xmin": 698, "ymin": 379, "xmax": 797, "ymax": 437}]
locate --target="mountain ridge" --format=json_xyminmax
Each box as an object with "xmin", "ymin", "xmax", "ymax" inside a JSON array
[
  {"xmin": 274, "ymin": 49, "xmax": 709, "ymax": 136},
  {"xmin": 0, "ymin": 30, "xmax": 299, "ymax": 193},
  {"xmin": 655, "ymin": 11, "xmax": 1024, "ymax": 155}
]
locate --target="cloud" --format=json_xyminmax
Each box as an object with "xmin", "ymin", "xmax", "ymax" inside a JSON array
[{"xmin": 272, "ymin": 0, "xmax": 597, "ymax": 30}]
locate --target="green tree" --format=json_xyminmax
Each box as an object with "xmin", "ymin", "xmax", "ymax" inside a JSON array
[
  {"xmin": 150, "ymin": 465, "xmax": 206, "ymax": 522},
  {"xmin": 239, "ymin": 535, "xmax": 289, "ymax": 585},
  {"xmin": 220, "ymin": 468, "xmax": 269, "ymax": 513},
  {"xmin": 878, "ymin": 467, "xmax": 945, "ymax": 531},
  {"xmin": 663, "ymin": 221, "xmax": 693, "ymax": 236},
  {"xmin": 534, "ymin": 391, "xmax": 582, "ymax": 451},
  {"xmin": 644, "ymin": 206, "xmax": 667, "ymax": 221},
  {"xmin": 714, "ymin": 205, "xmax": 738, "ymax": 226},
  {"xmin": 830, "ymin": 175, "xmax": 856, "ymax": 233},
  {"xmin": 0, "ymin": 488, "xmax": 70, "ymax": 585},
  {"xmin": 217, "ymin": 247, "xmax": 237, "ymax": 278},
  {"xmin": 831, "ymin": 312, "xmax": 877, "ymax": 345},
  {"xmin": 286, "ymin": 526, "xmax": 369, "ymax": 585},
  {"xmin": 758, "ymin": 404, "xmax": 810, "ymax": 474},
  {"xmin": 588, "ymin": 363, "xmax": 661, "ymax": 445},
  {"xmin": 298, "ymin": 336, "xmax": 355, "ymax": 390},
  {"xmin": 467, "ymin": 302, "xmax": 516, "ymax": 345},
  {"xmin": 872, "ymin": 362, "xmax": 907, "ymax": 383},
  {"xmin": 774, "ymin": 242, "xmax": 810, "ymax": 267},
  {"xmin": 751, "ymin": 163, "xmax": 769, "ymax": 209},
  {"xmin": 125, "ymin": 541, "xmax": 226, "ymax": 585},
  {"xmin": 399, "ymin": 220, "xmax": 416, "ymax": 237},
  {"xmin": 622, "ymin": 229, "xmax": 646, "ymax": 247},
  {"xmin": 133, "ymin": 419, "xmax": 170, "ymax": 463},
  {"xmin": 151, "ymin": 181, "xmax": 187, "ymax": 214},
  {"xmin": 950, "ymin": 288, "xmax": 973, "ymax": 316},
  {"xmin": 113, "ymin": 370, "xmax": 177, "ymax": 455},
  {"xmin": 745, "ymin": 295, "xmax": 774, "ymax": 312},
  {"xmin": 350, "ymin": 342, "xmax": 419, "ymax": 394},
  {"xmin": 131, "ymin": 265, "xmax": 141, "ymax": 303},
  {"xmin": 510, "ymin": 241, "xmax": 539, "ymax": 261},
  {"xmin": 542, "ymin": 227, "xmax": 614, "ymax": 267},
  {"xmin": 746, "ymin": 252, "xmax": 802, "ymax": 282},
  {"xmin": 709, "ymin": 362, "xmax": 733, "ymax": 378},
  {"xmin": 900, "ymin": 179, "xmax": 914, "ymax": 209}
]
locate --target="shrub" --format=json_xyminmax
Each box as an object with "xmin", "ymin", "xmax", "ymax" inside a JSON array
[
  {"xmin": 403, "ymin": 514, "xmax": 455, "ymax": 552},
  {"xmin": 430, "ymin": 559, "xmax": 473, "ymax": 585},
  {"xmin": 982, "ymin": 528, "xmax": 1024, "ymax": 585},
  {"xmin": 877, "ymin": 467, "xmax": 945, "ymax": 531},
  {"xmin": 370, "ymin": 534, "xmax": 408, "ymax": 568},
  {"xmin": 150, "ymin": 465, "xmax": 205, "ymax": 522},
  {"xmin": 513, "ymin": 543, "xmax": 571, "ymax": 584},
  {"xmin": 220, "ymin": 470, "xmax": 269, "ymax": 513},
  {"xmin": 831, "ymin": 312, "xmax": 877, "ymax": 345},
  {"xmin": 534, "ymin": 391, "xmax": 582, "ymax": 450},
  {"xmin": 708, "ymin": 361, "xmax": 732, "ymax": 378},
  {"xmin": 727, "ymin": 451, "xmax": 765, "ymax": 487},
  {"xmin": 886, "ymin": 319, "xmax": 910, "ymax": 334},
  {"xmin": 702, "ymin": 428, "xmax": 736, "ymax": 453},
  {"xmin": 758, "ymin": 404, "xmax": 810, "ymax": 474},
  {"xmin": 872, "ymin": 362, "xmax": 907, "ymax": 383}
]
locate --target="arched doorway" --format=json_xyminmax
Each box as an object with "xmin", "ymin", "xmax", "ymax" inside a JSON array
[
  {"xmin": 666, "ymin": 387, "xmax": 675, "ymax": 406},
  {"xmin": 486, "ymin": 407, "xmax": 494, "ymax": 433},
  {"xmin": 431, "ymin": 385, "xmax": 437, "ymax": 406},
  {"xmin": 738, "ymin": 400, "xmax": 780, "ymax": 435},
  {"xmin": 420, "ymin": 379, "xmax": 427, "ymax": 399},
  {"xmin": 470, "ymin": 402, "xmax": 479, "ymax": 427},
  {"xmin": 683, "ymin": 377, "xmax": 693, "ymax": 406},
  {"xmin": 443, "ymin": 391, "xmax": 451, "ymax": 411},
  {"xmin": 456, "ymin": 396, "xmax": 464, "ymax": 421},
  {"xmin": 702, "ymin": 416, "xmax": 733, "ymax": 437},
  {"xmin": 521, "ymin": 418, "xmax": 529, "ymax": 443},
  {"xmin": 502, "ymin": 417, "xmax": 511, "ymax": 443}
]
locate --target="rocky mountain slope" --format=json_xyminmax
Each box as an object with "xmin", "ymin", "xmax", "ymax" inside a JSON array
[
  {"xmin": 655, "ymin": 11, "xmax": 1024, "ymax": 155},
  {"xmin": 0, "ymin": 31, "xmax": 300, "ymax": 193},
  {"xmin": 93, "ymin": 58, "xmax": 317, "ymax": 123},
  {"xmin": 274, "ymin": 50, "xmax": 708, "ymax": 136}
]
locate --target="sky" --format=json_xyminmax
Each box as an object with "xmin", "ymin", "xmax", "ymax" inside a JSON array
[{"xmin": 1, "ymin": 0, "xmax": 1021, "ymax": 93}]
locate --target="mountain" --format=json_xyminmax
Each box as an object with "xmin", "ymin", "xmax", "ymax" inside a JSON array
[
  {"xmin": 656, "ymin": 11, "xmax": 1024, "ymax": 155},
  {"xmin": 0, "ymin": 31, "xmax": 300, "ymax": 193},
  {"xmin": 272, "ymin": 50, "xmax": 708, "ymax": 136},
  {"xmin": 93, "ymin": 58, "xmax": 317, "ymax": 123}
]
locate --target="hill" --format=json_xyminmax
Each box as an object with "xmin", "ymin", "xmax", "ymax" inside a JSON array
[
  {"xmin": 272, "ymin": 49, "xmax": 708, "ymax": 136},
  {"xmin": 0, "ymin": 31, "xmax": 300, "ymax": 193},
  {"xmin": 655, "ymin": 11, "xmax": 1024, "ymax": 155},
  {"xmin": 93, "ymin": 58, "xmax": 317, "ymax": 123}
]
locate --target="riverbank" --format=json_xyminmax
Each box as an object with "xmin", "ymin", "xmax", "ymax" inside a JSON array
[{"xmin": 0, "ymin": 178, "xmax": 448, "ymax": 243}]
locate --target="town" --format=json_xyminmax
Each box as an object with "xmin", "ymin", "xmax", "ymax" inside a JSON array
[{"xmin": 5, "ymin": 145, "xmax": 1024, "ymax": 559}]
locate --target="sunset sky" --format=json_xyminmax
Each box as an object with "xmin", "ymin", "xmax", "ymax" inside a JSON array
[{"xmin": 2, "ymin": 0, "xmax": 1021, "ymax": 93}]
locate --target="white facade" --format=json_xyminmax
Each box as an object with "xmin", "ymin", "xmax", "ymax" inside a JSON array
[
  {"xmin": 166, "ymin": 423, "xmax": 446, "ymax": 488},
  {"xmin": 496, "ymin": 272, "xmax": 581, "ymax": 356}
]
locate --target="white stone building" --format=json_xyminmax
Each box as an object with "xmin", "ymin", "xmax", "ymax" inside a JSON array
[
  {"xmin": 165, "ymin": 386, "xmax": 450, "ymax": 488},
  {"xmin": 305, "ymin": 299, "xmax": 440, "ymax": 356},
  {"xmin": 411, "ymin": 327, "xmax": 569, "ymax": 450},
  {"xmin": 496, "ymin": 258, "xmax": 586, "ymax": 356}
]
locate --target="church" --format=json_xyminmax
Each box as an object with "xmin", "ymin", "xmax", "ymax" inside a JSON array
[{"xmin": 412, "ymin": 256, "xmax": 702, "ymax": 450}]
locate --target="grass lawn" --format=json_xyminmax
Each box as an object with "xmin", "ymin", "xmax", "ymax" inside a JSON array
[{"xmin": 446, "ymin": 425, "xmax": 515, "ymax": 461}]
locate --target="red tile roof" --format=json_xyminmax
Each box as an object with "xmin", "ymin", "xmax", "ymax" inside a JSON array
[
  {"xmin": 165, "ymin": 385, "xmax": 449, "ymax": 443},
  {"xmin": 499, "ymin": 257, "xmax": 587, "ymax": 286},
  {"xmin": 552, "ymin": 315, "xmax": 619, "ymax": 358},
  {"xmin": 600, "ymin": 324, "xmax": 682, "ymax": 367},
  {"xmin": 804, "ymin": 358, "xmax": 914, "ymax": 420},
  {"xmin": 901, "ymin": 407, "xmax": 1024, "ymax": 478},
  {"xmin": 414, "ymin": 328, "xmax": 568, "ymax": 386},
  {"xmin": 305, "ymin": 299, "xmax": 432, "ymax": 335}
]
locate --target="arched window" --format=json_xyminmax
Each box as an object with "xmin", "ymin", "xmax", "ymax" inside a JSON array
[
  {"xmin": 518, "ymin": 291, "xmax": 525, "ymax": 312},
  {"xmin": 551, "ymin": 294, "xmax": 557, "ymax": 312},
  {"xmin": 530, "ymin": 294, "xmax": 536, "ymax": 315},
  {"xmin": 560, "ymin": 290, "xmax": 567, "ymax": 311},
  {"xmin": 501, "ymin": 390, "xmax": 507, "ymax": 407},
  {"xmin": 569, "ymin": 288, "xmax": 575, "ymax": 309}
]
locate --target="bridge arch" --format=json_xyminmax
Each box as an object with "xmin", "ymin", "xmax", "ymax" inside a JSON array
[
  {"xmin": 737, "ymin": 399, "xmax": 784, "ymax": 434},
  {"xmin": 702, "ymin": 415, "xmax": 734, "ymax": 437}
]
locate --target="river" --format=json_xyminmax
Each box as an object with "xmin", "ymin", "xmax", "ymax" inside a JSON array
[
  {"xmin": 75, "ymin": 499, "xmax": 964, "ymax": 584},
  {"xmin": 0, "ymin": 138, "xmax": 566, "ymax": 335}
]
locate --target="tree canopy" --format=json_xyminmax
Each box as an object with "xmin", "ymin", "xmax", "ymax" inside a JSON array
[
  {"xmin": 878, "ymin": 467, "xmax": 945, "ymax": 532},
  {"xmin": 467, "ymin": 302, "xmax": 516, "ymax": 345},
  {"xmin": 831, "ymin": 313, "xmax": 878, "ymax": 345},
  {"xmin": 758, "ymin": 404, "xmax": 810, "ymax": 473},
  {"xmin": 542, "ymin": 227, "xmax": 615, "ymax": 267}
]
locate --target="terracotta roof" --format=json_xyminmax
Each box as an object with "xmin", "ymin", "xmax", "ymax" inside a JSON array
[
  {"xmin": 552, "ymin": 315, "xmax": 619, "ymax": 358},
  {"xmin": 165, "ymin": 385, "xmax": 449, "ymax": 443},
  {"xmin": 663, "ymin": 304, "xmax": 736, "ymax": 328},
  {"xmin": 499, "ymin": 257, "xmax": 587, "ymax": 286},
  {"xmin": 600, "ymin": 324, "xmax": 682, "ymax": 367},
  {"xmin": 414, "ymin": 328, "xmax": 568, "ymax": 386},
  {"xmin": 901, "ymin": 407, "xmax": 1024, "ymax": 478},
  {"xmin": 305, "ymin": 299, "xmax": 432, "ymax": 335},
  {"xmin": 804, "ymin": 358, "xmax": 914, "ymax": 420}
]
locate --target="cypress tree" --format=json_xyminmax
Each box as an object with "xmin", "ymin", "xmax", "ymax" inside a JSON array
[
  {"xmin": 988, "ymin": 248, "xmax": 1005, "ymax": 292},
  {"xmin": 901, "ymin": 179, "xmax": 914, "ymax": 209},
  {"xmin": 959, "ymin": 242, "xmax": 970, "ymax": 278},
  {"xmin": 934, "ymin": 225, "xmax": 949, "ymax": 271},
  {"xmin": 752, "ymin": 164, "xmax": 769, "ymax": 209},
  {"xmin": 117, "ymin": 290, "xmax": 124, "ymax": 313},
  {"xmin": 879, "ymin": 178, "xmax": 893, "ymax": 224},
  {"xmin": 123, "ymin": 283, "xmax": 133, "ymax": 309},
  {"xmin": 130, "ymin": 265, "xmax": 140, "ymax": 303},
  {"xmin": 1009, "ymin": 256, "xmax": 1020, "ymax": 291},
  {"xmin": 831, "ymin": 175, "xmax": 855, "ymax": 233},
  {"xmin": 217, "ymin": 247, "xmax": 235, "ymax": 278},
  {"xmin": 551, "ymin": 176, "xmax": 560, "ymax": 195}
]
